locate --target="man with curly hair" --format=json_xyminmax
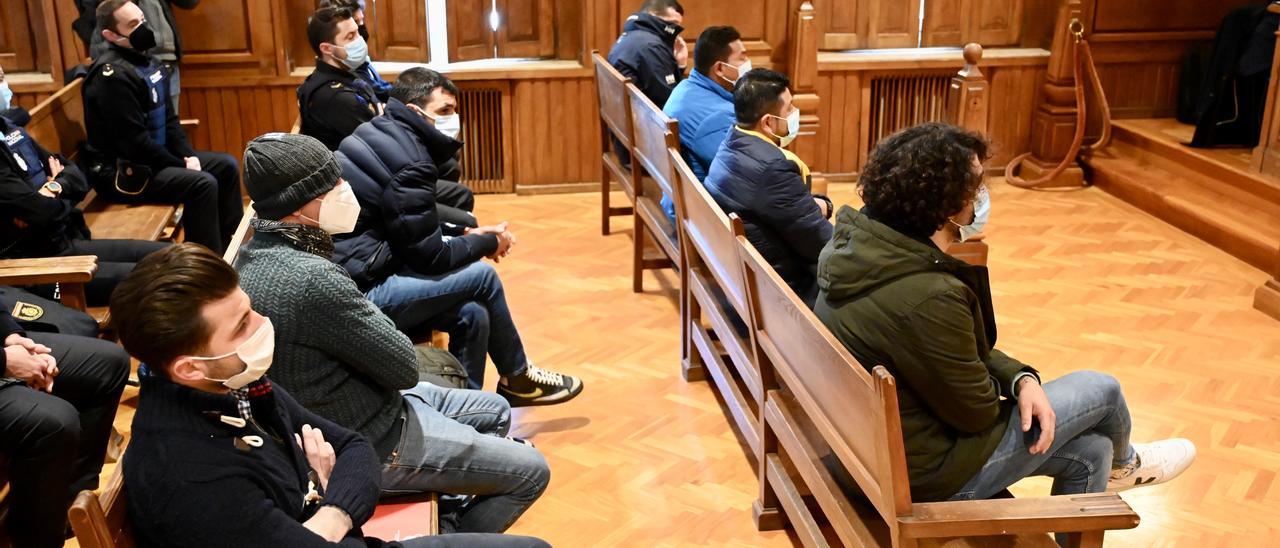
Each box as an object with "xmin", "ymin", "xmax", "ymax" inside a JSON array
[
  {"xmin": 813, "ymin": 122, "xmax": 1196, "ymax": 520},
  {"xmin": 702, "ymin": 68, "xmax": 833, "ymax": 306}
]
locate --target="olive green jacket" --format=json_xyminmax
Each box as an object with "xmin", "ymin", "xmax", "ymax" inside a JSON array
[{"xmin": 813, "ymin": 206, "xmax": 1036, "ymax": 502}]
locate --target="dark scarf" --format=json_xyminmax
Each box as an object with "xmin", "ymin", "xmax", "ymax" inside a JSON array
[{"xmin": 249, "ymin": 218, "xmax": 334, "ymax": 258}]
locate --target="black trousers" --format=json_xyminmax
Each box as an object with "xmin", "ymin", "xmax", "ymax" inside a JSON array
[
  {"xmin": 0, "ymin": 333, "xmax": 129, "ymax": 547},
  {"xmin": 56, "ymin": 239, "xmax": 170, "ymax": 307},
  {"xmin": 0, "ymin": 286, "xmax": 99, "ymax": 338},
  {"xmin": 94, "ymin": 151, "xmax": 243, "ymax": 254},
  {"xmin": 436, "ymin": 179, "xmax": 478, "ymax": 229}
]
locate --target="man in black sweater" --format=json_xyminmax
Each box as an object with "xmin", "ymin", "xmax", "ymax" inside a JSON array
[
  {"xmin": 82, "ymin": 0, "xmax": 243, "ymax": 254},
  {"xmin": 0, "ymin": 309, "xmax": 129, "ymax": 547},
  {"xmin": 108, "ymin": 243, "xmax": 548, "ymax": 547}
]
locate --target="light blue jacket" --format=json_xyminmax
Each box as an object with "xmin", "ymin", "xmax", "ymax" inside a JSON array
[{"xmin": 661, "ymin": 69, "xmax": 736, "ymax": 221}]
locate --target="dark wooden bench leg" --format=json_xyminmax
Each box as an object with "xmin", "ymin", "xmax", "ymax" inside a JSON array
[{"xmin": 602, "ymin": 164, "xmax": 612, "ymax": 236}]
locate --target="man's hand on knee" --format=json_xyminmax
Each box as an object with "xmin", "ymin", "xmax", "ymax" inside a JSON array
[
  {"xmin": 184, "ymin": 156, "xmax": 202, "ymax": 171},
  {"xmin": 1017, "ymin": 378, "xmax": 1056, "ymax": 455}
]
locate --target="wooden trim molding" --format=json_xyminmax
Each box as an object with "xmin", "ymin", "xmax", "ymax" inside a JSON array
[{"xmin": 818, "ymin": 47, "xmax": 1049, "ymax": 71}]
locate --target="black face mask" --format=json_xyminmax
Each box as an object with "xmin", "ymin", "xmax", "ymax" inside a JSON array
[
  {"xmin": 127, "ymin": 22, "xmax": 157, "ymax": 52},
  {"xmin": 357, "ymin": 24, "xmax": 370, "ymax": 42}
]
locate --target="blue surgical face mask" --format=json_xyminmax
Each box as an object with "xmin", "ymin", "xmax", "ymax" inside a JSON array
[
  {"xmin": 952, "ymin": 186, "xmax": 990, "ymax": 242},
  {"xmin": 0, "ymin": 82, "xmax": 12, "ymax": 111},
  {"xmin": 339, "ymin": 35, "xmax": 370, "ymax": 70}
]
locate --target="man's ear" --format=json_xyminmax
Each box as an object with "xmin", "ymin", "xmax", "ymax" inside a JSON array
[
  {"xmin": 101, "ymin": 28, "xmax": 118, "ymax": 43},
  {"xmin": 170, "ymin": 357, "xmax": 205, "ymax": 383}
]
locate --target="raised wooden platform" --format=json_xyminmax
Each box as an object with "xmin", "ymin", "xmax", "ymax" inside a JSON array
[{"xmin": 1083, "ymin": 118, "xmax": 1280, "ymax": 271}]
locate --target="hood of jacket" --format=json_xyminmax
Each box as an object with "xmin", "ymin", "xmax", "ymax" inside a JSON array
[
  {"xmin": 623, "ymin": 12, "xmax": 683, "ymax": 46},
  {"xmin": 818, "ymin": 205, "xmax": 965, "ymax": 303}
]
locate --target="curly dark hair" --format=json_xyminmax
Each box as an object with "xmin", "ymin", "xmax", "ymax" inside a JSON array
[{"xmin": 858, "ymin": 122, "xmax": 989, "ymax": 239}]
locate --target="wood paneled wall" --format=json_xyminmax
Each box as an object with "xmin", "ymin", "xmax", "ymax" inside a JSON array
[
  {"xmin": 510, "ymin": 77, "xmax": 602, "ymax": 187},
  {"xmin": 815, "ymin": 64, "xmax": 1044, "ymax": 178}
]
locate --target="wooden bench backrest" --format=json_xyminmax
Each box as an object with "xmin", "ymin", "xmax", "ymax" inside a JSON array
[
  {"xmin": 738, "ymin": 236, "xmax": 913, "ymax": 534},
  {"xmin": 673, "ymin": 149, "xmax": 748, "ymax": 317},
  {"xmin": 591, "ymin": 51, "xmax": 634, "ymax": 151},
  {"xmin": 26, "ymin": 78, "xmax": 86, "ymax": 160},
  {"xmin": 222, "ymin": 203, "xmax": 256, "ymax": 265},
  {"xmin": 69, "ymin": 464, "xmax": 133, "ymax": 548},
  {"xmin": 627, "ymin": 83, "xmax": 680, "ymax": 205}
]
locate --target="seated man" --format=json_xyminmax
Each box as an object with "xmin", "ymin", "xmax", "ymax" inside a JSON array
[
  {"xmin": 335, "ymin": 68, "xmax": 583, "ymax": 403},
  {"xmin": 85, "ymin": 0, "xmax": 197, "ymax": 111},
  {"xmin": 83, "ymin": 0, "xmax": 243, "ymax": 254},
  {"xmin": 2, "ymin": 81, "xmax": 168, "ymax": 307},
  {"xmin": 814, "ymin": 122, "xmax": 1196, "ymax": 510},
  {"xmin": 660, "ymin": 25, "xmax": 748, "ymax": 221},
  {"xmin": 299, "ymin": 6, "xmax": 474, "ymax": 228},
  {"xmin": 0, "ymin": 309, "xmax": 129, "ymax": 547},
  {"xmin": 608, "ymin": 0, "xmax": 688, "ymax": 108},
  {"xmin": 109, "ymin": 243, "xmax": 549, "ymax": 547},
  {"xmin": 703, "ymin": 69, "xmax": 832, "ymax": 306},
  {"xmin": 319, "ymin": 0, "xmax": 391, "ymax": 101},
  {"xmin": 236, "ymin": 133, "xmax": 551, "ymax": 534}
]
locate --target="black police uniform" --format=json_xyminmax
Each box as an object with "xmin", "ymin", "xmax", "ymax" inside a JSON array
[
  {"xmin": 82, "ymin": 44, "xmax": 243, "ymax": 254},
  {"xmin": 607, "ymin": 12, "xmax": 685, "ymax": 164},
  {"xmin": 0, "ymin": 108, "xmax": 168, "ymax": 309},
  {"xmin": 0, "ymin": 308, "xmax": 129, "ymax": 547},
  {"xmin": 298, "ymin": 60, "xmax": 381, "ymax": 152}
]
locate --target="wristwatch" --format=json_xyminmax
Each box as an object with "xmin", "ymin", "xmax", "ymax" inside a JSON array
[{"xmin": 43, "ymin": 181, "xmax": 63, "ymax": 196}]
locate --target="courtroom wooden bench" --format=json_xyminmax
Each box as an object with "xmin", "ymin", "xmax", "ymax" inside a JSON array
[
  {"xmin": 735, "ymin": 236, "xmax": 1140, "ymax": 546},
  {"xmin": 626, "ymin": 82, "xmax": 682, "ymax": 293},
  {"xmin": 672, "ymin": 149, "xmax": 764, "ymax": 466},
  {"xmin": 592, "ymin": 51, "xmax": 637, "ymax": 236}
]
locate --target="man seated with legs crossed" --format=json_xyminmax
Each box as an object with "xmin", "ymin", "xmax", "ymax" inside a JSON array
[
  {"xmin": 814, "ymin": 123, "xmax": 1196, "ymax": 519},
  {"xmin": 334, "ymin": 69, "xmax": 582, "ymax": 402},
  {"xmin": 110, "ymin": 242, "xmax": 549, "ymax": 547},
  {"xmin": 235, "ymin": 133, "xmax": 551, "ymax": 535}
]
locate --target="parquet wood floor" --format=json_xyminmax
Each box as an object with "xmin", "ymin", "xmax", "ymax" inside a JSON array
[{"xmin": 82, "ymin": 179, "xmax": 1278, "ymax": 547}]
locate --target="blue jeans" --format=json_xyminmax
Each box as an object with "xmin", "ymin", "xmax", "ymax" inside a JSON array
[
  {"xmin": 951, "ymin": 371, "xmax": 1137, "ymax": 501},
  {"xmin": 367, "ymin": 261, "xmax": 529, "ymax": 388},
  {"xmin": 381, "ymin": 383, "xmax": 550, "ymax": 534}
]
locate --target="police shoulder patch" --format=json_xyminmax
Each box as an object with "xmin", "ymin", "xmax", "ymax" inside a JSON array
[
  {"xmin": 330, "ymin": 82, "xmax": 343, "ymax": 89},
  {"xmin": 102, "ymin": 64, "xmax": 115, "ymax": 77},
  {"xmin": 12, "ymin": 301, "xmax": 43, "ymax": 322}
]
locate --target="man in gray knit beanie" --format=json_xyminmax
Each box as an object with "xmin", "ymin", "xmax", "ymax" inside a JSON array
[{"xmin": 234, "ymin": 132, "xmax": 553, "ymax": 536}]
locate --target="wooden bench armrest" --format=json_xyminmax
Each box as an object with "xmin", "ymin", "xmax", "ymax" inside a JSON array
[
  {"xmin": 180, "ymin": 118, "xmax": 200, "ymax": 129},
  {"xmin": 900, "ymin": 493, "xmax": 1139, "ymax": 538},
  {"xmin": 0, "ymin": 256, "xmax": 99, "ymax": 286}
]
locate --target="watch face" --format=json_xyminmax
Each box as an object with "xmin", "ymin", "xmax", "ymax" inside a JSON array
[{"xmin": 47, "ymin": 181, "xmax": 62, "ymax": 192}]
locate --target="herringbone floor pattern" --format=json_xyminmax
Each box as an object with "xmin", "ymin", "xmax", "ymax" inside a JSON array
[{"xmin": 86, "ymin": 179, "xmax": 1278, "ymax": 547}]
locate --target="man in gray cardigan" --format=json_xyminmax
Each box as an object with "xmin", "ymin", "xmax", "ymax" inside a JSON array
[{"xmin": 234, "ymin": 133, "xmax": 549, "ymax": 535}]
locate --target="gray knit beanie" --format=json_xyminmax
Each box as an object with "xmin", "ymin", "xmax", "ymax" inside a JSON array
[{"xmin": 243, "ymin": 133, "xmax": 342, "ymax": 220}]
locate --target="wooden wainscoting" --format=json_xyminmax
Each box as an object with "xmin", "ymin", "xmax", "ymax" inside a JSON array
[
  {"xmin": 511, "ymin": 76, "xmax": 603, "ymax": 190},
  {"xmin": 179, "ymin": 84, "xmax": 300, "ymax": 156}
]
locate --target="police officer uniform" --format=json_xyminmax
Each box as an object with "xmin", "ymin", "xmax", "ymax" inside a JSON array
[
  {"xmin": 297, "ymin": 60, "xmax": 382, "ymax": 151},
  {"xmin": 0, "ymin": 108, "xmax": 168, "ymax": 311},
  {"xmin": 608, "ymin": 12, "xmax": 686, "ymax": 108},
  {"xmin": 82, "ymin": 44, "xmax": 243, "ymax": 254}
]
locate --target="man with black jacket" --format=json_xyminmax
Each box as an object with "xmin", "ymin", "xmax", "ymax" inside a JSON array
[
  {"xmin": 0, "ymin": 309, "xmax": 129, "ymax": 547},
  {"xmin": 2, "ymin": 95, "xmax": 169, "ymax": 307},
  {"xmin": 335, "ymin": 68, "xmax": 583, "ymax": 405},
  {"xmin": 82, "ymin": 0, "xmax": 243, "ymax": 254},
  {"xmin": 298, "ymin": 6, "xmax": 382, "ymax": 152},
  {"xmin": 109, "ymin": 243, "xmax": 548, "ymax": 548},
  {"xmin": 703, "ymin": 69, "xmax": 833, "ymax": 307},
  {"xmin": 608, "ymin": 0, "xmax": 689, "ymax": 108},
  {"xmin": 80, "ymin": 0, "xmax": 199, "ymax": 111}
]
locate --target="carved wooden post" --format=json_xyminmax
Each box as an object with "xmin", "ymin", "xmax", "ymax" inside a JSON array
[
  {"xmin": 788, "ymin": 2, "xmax": 823, "ymax": 192},
  {"xmin": 1019, "ymin": 0, "xmax": 1086, "ymax": 187},
  {"xmin": 948, "ymin": 43, "xmax": 989, "ymax": 136}
]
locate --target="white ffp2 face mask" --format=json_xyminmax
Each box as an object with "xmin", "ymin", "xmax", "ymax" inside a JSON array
[
  {"xmin": 768, "ymin": 109, "xmax": 801, "ymax": 148},
  {"xmin": 192, "ymin": 317, "xmax": 276, "ymax": 390},
  {"xmin": 315, "ymin": 182, "xmax": 361, "ymax": 234},
  {"xmin": 718, "ymin": 58, "xmax": 752, "ymax": 84}
]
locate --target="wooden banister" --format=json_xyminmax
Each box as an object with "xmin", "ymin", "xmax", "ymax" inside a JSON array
[
  {"xmin": 948, "ymin": 43, "xmax": 989, "ymax": 136},
  {"xmin": 1018, "ymin": 0, "xmax": 1088, "ymax": 187}
]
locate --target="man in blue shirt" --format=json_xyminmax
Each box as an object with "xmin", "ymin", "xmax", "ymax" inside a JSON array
[{"xmin": 661, "ymin": 25, "xmax": 749, "ymax": 222}]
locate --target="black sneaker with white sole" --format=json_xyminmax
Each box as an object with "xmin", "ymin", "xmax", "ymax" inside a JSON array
[{"xmin": 497, "ymin": 364, "xmax": 583, "ymax": 407}]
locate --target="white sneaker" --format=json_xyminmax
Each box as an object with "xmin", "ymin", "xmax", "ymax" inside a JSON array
[{"xmin": 1107, "ymin": 438, "xmax": 1196, "ymax": 492}]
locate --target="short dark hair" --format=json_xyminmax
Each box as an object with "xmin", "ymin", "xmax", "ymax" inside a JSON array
[
  {"xmin": 307, "ymin": 6, "xmax": 354, "ymax": 57},
  {"xmin": 641, "ymin": 0, "xmax": 684, "ymax": 16},
  {"xmin": 858, "ymin": 123, "xmax": 989, "ymax": 239},
  {"xmin": 320, "ymin": 0, "xmax": 363, "ymax": 11},
  {"xmin": 390, "ymin": 67, "xmax": 459, "ymax": 107},
  {"xmin": 109, "ymin": 243, "xmax": 240, "ymax": 376},
  {"xmin": 693, "ymin": 26, "xmax": 740, "ymax": 77},
  {"xmin": 96, "ymin": 0, "xmax": 131, "ymax": 35},
  {"xmin": 734, "ymin": 69, "xmax": 789, "ymax": 126}
]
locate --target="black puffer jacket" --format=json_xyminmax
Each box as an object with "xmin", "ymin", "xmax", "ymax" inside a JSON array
[{"xmin": 333, "ymin": 99, "xmax": 499, "ymax": 291}]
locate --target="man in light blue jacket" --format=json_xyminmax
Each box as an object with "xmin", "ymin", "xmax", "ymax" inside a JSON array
[{"xmin": 661, "ymin": 25, "xmax": 749, "ymax": 222}]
